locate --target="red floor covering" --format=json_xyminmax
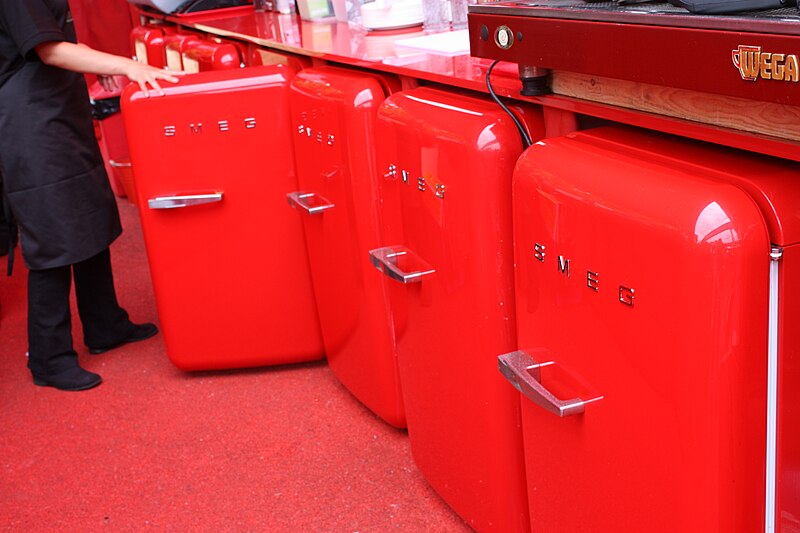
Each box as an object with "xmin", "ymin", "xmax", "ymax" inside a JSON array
[{"xmin": 0, "ymin": 199, "xmax": 472, "ymax": 532}]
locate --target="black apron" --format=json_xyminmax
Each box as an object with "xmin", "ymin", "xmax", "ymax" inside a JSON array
[{"xmin": 0, "ymin": 0, "xmax": 121, "ymax": 270}]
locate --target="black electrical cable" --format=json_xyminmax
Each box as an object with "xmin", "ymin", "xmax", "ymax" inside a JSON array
[{"xmin": 485, "ymin": 60, "xmax": 532, "ymax": 149}]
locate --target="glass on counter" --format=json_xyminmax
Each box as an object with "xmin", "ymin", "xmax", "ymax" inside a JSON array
[
  {"xmin": 275, "ymin": 0, "xmax": 297, "ymax": 14},
  {"xmin": 422, "ymin": 0, "xmax": 450, "ymax": 32},
  {"xmin": 449, "ymin": 0, "xmax": 467, "ymax": 29}
]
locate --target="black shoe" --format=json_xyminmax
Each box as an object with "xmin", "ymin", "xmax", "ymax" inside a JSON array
[
  {"xmin": 32, "ymin": 366, "xmax": 102, "ymax": 391},
  {"xmin": 88, "ymin": 322, "xmax": 159, "ymax": 355}
]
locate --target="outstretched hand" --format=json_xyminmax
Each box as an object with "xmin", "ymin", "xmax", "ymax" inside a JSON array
[
  {"xmin": 125, "ymin": 61, "xmax": 184, "ymax": 96},
  {"xmin": 33, "ymin": 41, "xmax": 187, "ymax": 97}
]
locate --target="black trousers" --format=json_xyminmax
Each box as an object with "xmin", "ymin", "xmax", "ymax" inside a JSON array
[
  {"xmin": 27, "ymin": 248, "xmax": 133, "ymax": 375},
  {"xmin": 0, "ymin": 176, "xmax": 13, "ymax": 258}
]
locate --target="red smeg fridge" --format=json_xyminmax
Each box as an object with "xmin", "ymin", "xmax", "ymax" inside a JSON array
[
  {"xmin": 287, "ymin": 67, "xmax": 406, "ymax": 427},
  {"xmin": 372, "ymin": 87, "xmax": 544, "ymax": 532},
  {"xmin": 505, "ymin": 126, "xmax": 800, "ymax": 532},
  {"xmin": 164, "ymin": 32, "xmax": 203, "ymax": 72},
  {"xmin": 122, "ymin": 66, "xmax": 324, "ymax": 371},
  {"xmin": 130, "ymin": 24, "xmax": 174, "ymax": 69},
  {"xmin": 89, "ymin": 81, "xmax": 128, "ymax": 199},
  {"xmin": 181, "ymin": 40, "xmax": 241, "ymax": 73}
]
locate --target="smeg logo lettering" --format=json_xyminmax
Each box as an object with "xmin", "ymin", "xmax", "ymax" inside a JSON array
[
  {"xmin": 163, "ymin": 117, "xmax": 257, "ymax": 137},
  {"xmin": 384, "ymin": 164, "xmax": 445, "ymax": 200},
  {"xmin": 533, "ymin": 242, "xmax": 636, "ymax": 307}
]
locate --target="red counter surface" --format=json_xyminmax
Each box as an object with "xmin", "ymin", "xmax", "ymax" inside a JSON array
[{"xmin": 127, "ymin": 4, "xmax": 800, "ymax": 162}]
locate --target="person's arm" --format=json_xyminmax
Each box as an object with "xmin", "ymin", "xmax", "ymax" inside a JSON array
[{"xmin": 34, "ymin": 41, "xmax": 182, "ymax": 96}]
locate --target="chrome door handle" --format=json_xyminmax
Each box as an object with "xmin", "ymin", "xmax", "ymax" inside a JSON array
[
  {"xmin": 368, "ymin": 246, "xmax": 435, "ymax": 284},
  {"xmin": 286, "ymin": 192, "xmax": 335, "ymax": 215},
  {"xmin": 109, "ymin": 160, "xmax": 132, "ymax": 168},
  {"xmin": 499, "ymin": 350, "xmax": 593, "ymax": 417},
  {"xmin": 147, "ymin": 193, "xmax": 223, "ymax": 210}
]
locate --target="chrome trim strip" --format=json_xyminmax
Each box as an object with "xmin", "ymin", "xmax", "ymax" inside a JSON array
[{"xmin": 766, "ymin": 245, "xmax": 782, "ymax": 533}]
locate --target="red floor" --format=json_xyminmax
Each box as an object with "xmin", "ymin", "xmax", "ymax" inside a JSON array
[{"xmin": 0, "ymin": 199, "xmax": 472, "ymax": 532}]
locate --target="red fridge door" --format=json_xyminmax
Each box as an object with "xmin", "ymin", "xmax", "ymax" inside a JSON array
[
  {"xmin": 89, "ymin": 81, "xmax": 129, "ymax": 198},
  {"xmin": 122, "ymin": 66, "xmax": 324, "ymax": 371},
  {"xmin": 508, "ymin": 126, "xmax": 800, "ymax": 532},
  {"xmin": 287, "ymin": 67, "xmax": 405, "ymax": 427},
  {"xmin": 372, "ymin": 87, "xmax": 544, "ymax": 532}
]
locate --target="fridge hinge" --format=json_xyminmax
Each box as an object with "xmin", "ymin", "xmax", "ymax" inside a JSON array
[{"xmin": 771, "ymin": 246, "xmax": 783, "ymax": 261}]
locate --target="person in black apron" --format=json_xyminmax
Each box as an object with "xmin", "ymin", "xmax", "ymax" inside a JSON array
[{"xmin": 0, "ymin": 0, "xmax": 181, "ymax": 391}]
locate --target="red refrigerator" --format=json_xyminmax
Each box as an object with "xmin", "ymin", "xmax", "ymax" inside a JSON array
[
  {"xmin": 182, "ymin": 40, "xmax": 242, "ymax": 73},
  {"xmin": 164, "ymin": 32, "xmax": 203, "ymax": 72},
  {"xmin": 122, "ymin": 66, "xmax": 324, "ymax": 371},
  {"xmin": 89, "ymin": 81, "xmax": 129, "ymax": 199},
  {"xmin": 130, "ymin": 24, "xmax": 174, "ymax": 69},
  {"xmin": 506, "ymin": 126, "xmax": 800, "ymax": 532},
  {"xmin": 371, "ymin": 87, "xmax": 544, "ymax": 532},
  {"xmin": 287, "ymin": 66, "xmax": 406, "ymax": 427}
]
